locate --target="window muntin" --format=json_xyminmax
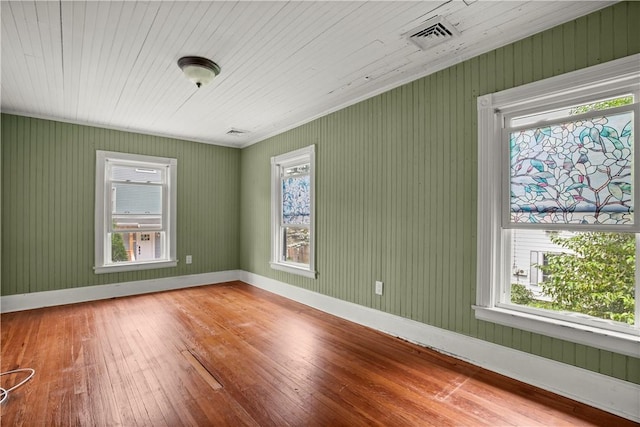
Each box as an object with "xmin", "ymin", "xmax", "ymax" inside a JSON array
[
  {"xmin": 270, "ymin": 145, "xmax": 316, "ymax": 278},
  {"xmin": 475, "ymin": 55, "xmax": 640, "ymax": 356},
  {"xmin": 95, "ymin": 151, "xmax": 177, "ymax": 273}
]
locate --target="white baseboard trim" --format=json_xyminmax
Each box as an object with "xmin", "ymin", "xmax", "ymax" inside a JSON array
[
  {"xmin": 240, "ymin": 271, "xmax": 640, "ymax": 423},
  {"xmin": 0, "ymin": 270, "xmax": 242, "ymax": 313}
]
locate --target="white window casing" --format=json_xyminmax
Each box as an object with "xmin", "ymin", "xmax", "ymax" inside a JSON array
[
  {"xmin": 95, "ymin": 150, "xmax": 177, "ymax": 273},
  {"xmin": 270, "ymin": 145, "xmax": 316, "ymax": 279},
  {"xmin": 475, "ymin": 54, "xmax": 640, "ymax": 357}
]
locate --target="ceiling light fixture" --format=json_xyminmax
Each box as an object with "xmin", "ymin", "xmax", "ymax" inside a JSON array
[{"xmin": 177, "ymin": 56, "xmax": 221, "ymax": 88}]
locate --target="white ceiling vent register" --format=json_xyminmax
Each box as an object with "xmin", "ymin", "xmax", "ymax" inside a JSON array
[
  {"xmin": 406, "ymin": 16, "xmax": 460, "ymax": 51},
  {"xmin": 226, "ymin": 128, "xmax": 249, "ymax": 136}
]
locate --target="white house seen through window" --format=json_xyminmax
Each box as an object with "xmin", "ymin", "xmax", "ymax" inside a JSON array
[
  {"xmin": 475, "ymin": 54, "xmax": 640, "ymax": 357},
  {"xmin": 95, "ymin": 151, "xmax": 177, "ymax": 273}
]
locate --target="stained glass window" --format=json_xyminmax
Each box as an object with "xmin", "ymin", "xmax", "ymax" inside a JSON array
[
  {"xmin": 282, "ymin": 174, "xmax": 310, "ymax": 225},
  {"xmin": 508, "ymin": 109, "xmax": 635, "ymax": 226},
  {"xmin": 477, "ymin": 56, "xmax": 640, "ymax": 354}
]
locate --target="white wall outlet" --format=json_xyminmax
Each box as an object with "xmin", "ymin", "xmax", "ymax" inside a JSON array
[
  {"xmin": 375, "ymin": 280, "xmax": 383, "ymax": 295},
  {"xmin": 186, "ymin": 255, "xmax": 192, "ymax": 264}
]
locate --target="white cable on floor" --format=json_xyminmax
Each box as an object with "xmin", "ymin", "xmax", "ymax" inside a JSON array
[{"xmin": 0, "ymin": 368, "xmax": 35, "ymax": 404}]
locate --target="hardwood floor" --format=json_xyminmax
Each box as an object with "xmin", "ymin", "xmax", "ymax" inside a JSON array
[{"xmin": 0, "ymin": 281, "xmax": 635, "ymax": 426}]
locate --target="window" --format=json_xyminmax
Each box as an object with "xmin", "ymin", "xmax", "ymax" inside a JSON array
[
  {"xmin": 533, "ymin": 250, "xmax": 554, "ymax": 285},
  {"xmin": 95, "ymin": 151, "xmax": 177, "ymax": 273},
  {"xmin": 511, "ymin": 230, "xmax": 572, "ymax": 288},
  {"xmin": 475, "ymin": 54, "xmax": 640, "ymax": 356},
  {"xmin": 270, "ymin": 145, "xmax": 316, "ymax": 278}
]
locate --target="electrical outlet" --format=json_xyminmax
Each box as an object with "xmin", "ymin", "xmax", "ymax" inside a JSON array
[
  {"xmin": 375, "ymin": 280, "xmax": 383, "ymax": 295},
  {"xmin": 186, "ymin": 255, "xmax": 192, "ymax": 264}
]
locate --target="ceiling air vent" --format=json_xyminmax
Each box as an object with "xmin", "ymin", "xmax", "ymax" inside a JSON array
[
  {"xmin": 226, "ymin": 128, "xmax": 249, "ymax": 136},
  {"xmin": 406, "ymin": 16, "xmax": 460, "ymax": 51}
]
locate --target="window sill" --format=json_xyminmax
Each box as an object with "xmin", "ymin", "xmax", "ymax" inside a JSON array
[
  {"xmin": 473, "ymin": 305, "xmax": 640, "ymax": 357},
  {"xmin": 270, "ymin": 262, "xmax": 317, "ymax": 279},
  {"xmin": 94, "ymin": 260, "xmax": 177, "ymax": 274}
]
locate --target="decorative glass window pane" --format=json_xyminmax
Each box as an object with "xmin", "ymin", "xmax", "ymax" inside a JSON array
[
  {"xmin": 282, "ymin": 174, "xmax": 310, "ymax": 225},
  {"xmin": 509, "ymin": 110, "xmax": 634, "ymax": 225}
]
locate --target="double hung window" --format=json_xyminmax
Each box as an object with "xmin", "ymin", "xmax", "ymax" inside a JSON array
[
  {"xmin": 475, "ymin": 55, "xmax": 640, "ymax": 356},
  {"xmin": 270, "ymin": 145, "xmax": 316, "ymax": 278},
  {"xmin": 95, "ymin": 151, "xmax": 177, "ymax": 273}
]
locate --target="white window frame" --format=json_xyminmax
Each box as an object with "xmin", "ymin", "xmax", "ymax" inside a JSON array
[
  {"xmin": 95, "ymin": 150, "xmax": 177, "ymax": 273},
  {"xmin": 475, "ymin": 54, "xmax": 640, "ymax": 357},
  {"xmin": 270, "ymin": 145, "xmax": 316, "ymax": 278}
]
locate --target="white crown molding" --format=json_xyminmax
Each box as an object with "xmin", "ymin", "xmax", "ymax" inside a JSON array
[{"xmin": 0, "ymin": 110, "xmax": 240, "ymax": 149}]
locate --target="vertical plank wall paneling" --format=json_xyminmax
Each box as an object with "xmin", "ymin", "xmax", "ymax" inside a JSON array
[
  {"xmin": 239, "ymin": 2, "xmax": 640, "ymax": 383},
  {"xmin": 1, "ymin": 115, "xmax": 240, "ymax": 295}
]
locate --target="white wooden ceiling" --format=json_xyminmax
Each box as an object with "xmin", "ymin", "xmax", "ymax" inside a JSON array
[{"xmin": 1, "ymin": 1, "xmax": 616, "ymax": 148}]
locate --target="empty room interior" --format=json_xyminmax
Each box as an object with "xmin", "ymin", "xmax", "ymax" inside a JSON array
[{"xmin": 1, "ymin": 1, "xmax": 640, "ymax": 425}]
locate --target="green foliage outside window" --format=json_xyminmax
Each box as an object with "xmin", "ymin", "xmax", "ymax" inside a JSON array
[
  {"xmin": 570, "ymin": 95, "xmax": 633, "ymax": 114},
  {"xmin": 111, "ymin": 233, "xmax": 129, "ymax": 262},
  {"xmin": 538, "ymin": 232, "xmax": 635, "ymax": 325},
  {"xmin": 511, "ymin": 283, "xmax": 534, "ymax": 305}
]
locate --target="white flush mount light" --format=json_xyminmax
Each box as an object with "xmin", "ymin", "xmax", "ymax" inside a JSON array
[{"xmin": 177, "ymin": 56, "xmax": 221, "ymax": 88}]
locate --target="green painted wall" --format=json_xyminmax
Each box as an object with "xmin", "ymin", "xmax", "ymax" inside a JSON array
[
  {"xmin": 1, "ymin": 115, "xmax": 240, "ymax": 294},
  {"xmin": 1, "ymin": 1, "xmax": 638, "ymax": 385},
  {"xmin": 239, "ymin": 2, "xmax": 640, "ymax": 383}
]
